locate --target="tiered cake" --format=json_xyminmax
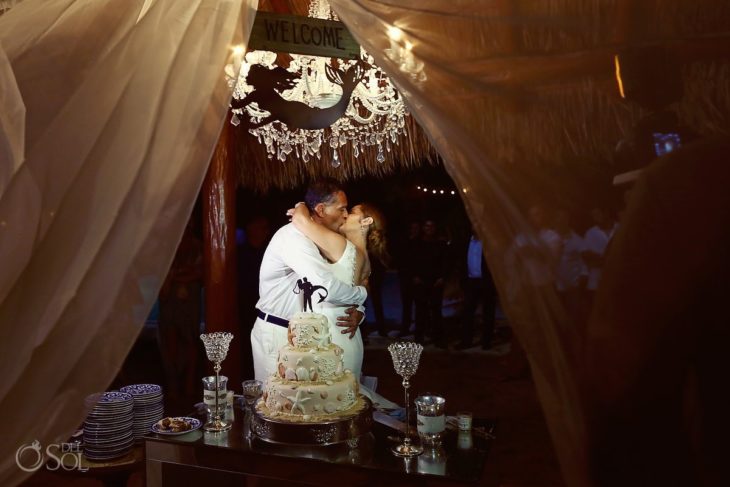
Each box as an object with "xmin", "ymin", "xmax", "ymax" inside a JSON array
[{"xmin": 259, "ymin": 312, "xmax": 364, "ymax": 421}]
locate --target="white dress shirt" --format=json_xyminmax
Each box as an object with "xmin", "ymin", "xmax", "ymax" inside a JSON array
[
  {"xmin": 255, "ymin": 223, "xmax": 367, "ymax": 319},
  {"xmin": 584, "ymin": 224, "xmax": 617, "ymax": 291},
  {"xmin": 251, "ymin": 223, "xmax": 368, "ymax": 381},
  {"xmin": 508, "ymin": 229, "xmax": 561, "ymax": 288}
]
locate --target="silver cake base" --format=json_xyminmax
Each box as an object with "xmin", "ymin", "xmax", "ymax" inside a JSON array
[{"xmin": 251, "ymin": 396, "xmax": 373, "ymax": 446}]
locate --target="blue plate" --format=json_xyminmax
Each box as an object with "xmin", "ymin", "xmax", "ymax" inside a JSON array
[
  {"xmin": 96, "ymin": 391, "xmax": 134, "ymax": 404},
  {"xmin": 120, "ymin": 384, "xmax": 162, "ymax": 396},
  {"xmin": 150, "ymin": 417, "xmax": 201, "ymax": 436}
]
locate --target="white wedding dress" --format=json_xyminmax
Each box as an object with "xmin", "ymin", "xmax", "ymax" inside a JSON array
[
  {"xmin": 316, "ymin": 240, "xmax": 364, "ymax": 378},
  {"xmin": 315, "ymin": 240, "xmax": 398, "ymax": 410}
]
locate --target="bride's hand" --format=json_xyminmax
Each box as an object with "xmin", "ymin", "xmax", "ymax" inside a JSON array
[{"xmin": 286, "ymin": 202, "xmax": 310, "ymax": 220}]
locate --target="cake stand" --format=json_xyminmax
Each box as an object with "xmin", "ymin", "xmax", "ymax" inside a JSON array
[{"xmin": 251, "ymin": 395, "xmax": 373, "ymax": 447}]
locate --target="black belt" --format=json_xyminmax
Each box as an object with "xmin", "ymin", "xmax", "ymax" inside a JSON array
[{"xmin": 256, "ymin": 309, "xmax": 289, "ymax": 328}]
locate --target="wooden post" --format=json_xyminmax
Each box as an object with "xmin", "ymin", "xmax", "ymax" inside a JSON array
[{"xmin": 202, "ymin": 119, "xmax": 240, "ymax": 388}]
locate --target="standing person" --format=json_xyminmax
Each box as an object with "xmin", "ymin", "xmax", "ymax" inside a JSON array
[
  {"xmin": 288, "ymin": 201, "xmax": 389, "ymax": 380},
  {"xmin": 502, "ymin": 205, "xmax": 561, "ymax": 379},
  {"xmin": 583, "ymin": 208, "xmax": 618, "ymax": 303},
  {"xmin": 506, "ymin": 205, "xmax": 561, "ymax": 297},
  {"xmin": 237, "ymin": 215, "xmax": 271, "ymax": 380},
  {"xmin": 412, "ymin": 219, "xmax": 449, "ymax": 348},
  {"xmin": 456, "ymin": 232, "xmax": 498, "ymax": 350},
  {"xmin": 396, "ymin": 220, "xmax": 420, "ymax": 337},
  {"xmin": 585, "ymin": 138, "xmax": 730, "ymax": 487},
  {"xmin": 251, "ymin": 179, "xmax": 367, "ymax": 382},
  {"xmin": 366, "ymin": 249, "xmax": 388, "ymax": 338},
  {"xmin": 157, "ymin": 221, "xmax": 203, "ymax": 402},
  {"xmin": 288, "ymin": 200, "xmax": 399, "ymax": 409}
]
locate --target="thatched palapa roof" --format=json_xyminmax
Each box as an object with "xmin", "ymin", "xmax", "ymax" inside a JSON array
[{"xmin": 234, "ymin": 0, "xmax": 730, "ymax": 192}]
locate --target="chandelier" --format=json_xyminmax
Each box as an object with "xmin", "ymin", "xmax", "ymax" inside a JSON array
[{"xmin": 226, "ymin": 0, "xmax": 408, "ymax": 167}]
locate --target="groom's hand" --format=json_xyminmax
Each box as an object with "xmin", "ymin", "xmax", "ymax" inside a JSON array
[{"xmin": 337, "ymin": 306, "xmax": 363, "ymax": 339}]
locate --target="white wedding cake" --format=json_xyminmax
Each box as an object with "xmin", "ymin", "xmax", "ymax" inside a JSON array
[{"xmin": 259, "ymin": 312, "xmax": 366, "ymax": 422}]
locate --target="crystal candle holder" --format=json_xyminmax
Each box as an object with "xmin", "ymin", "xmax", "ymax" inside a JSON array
[
  {"xmin": 388, "ymin": 341, "xmax": 424, "ymax": 457},
  {"xmin": 200, "ymin": 332, "xmax": 234, "ymax": 432}
]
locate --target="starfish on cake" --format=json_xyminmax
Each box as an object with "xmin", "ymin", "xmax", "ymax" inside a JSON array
[{"xmin": 283, "ymin": 389, "xmax": 311, "ymax": 414}]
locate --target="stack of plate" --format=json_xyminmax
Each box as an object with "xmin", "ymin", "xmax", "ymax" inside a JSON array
[
  {"xmin": 120, "ymin": 384, "xmax": 164, "ymax": 442},
  {"xmin": 83, "ymin": 392, "xmax": 134, "ymax": 461}
]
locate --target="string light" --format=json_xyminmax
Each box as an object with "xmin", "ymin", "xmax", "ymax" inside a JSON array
[{"xmin": 417, "ymin": 185, "xmax": 457, "ymax": 196}]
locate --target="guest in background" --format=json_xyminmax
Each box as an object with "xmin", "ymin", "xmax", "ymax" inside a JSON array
[
  {"xmin": 413, "ymin": 219, "xmax": 449, "ymax": 348},
  {"xmin": 366, "ymin": 256, "xmax": 388, "ymax": 337},
  {"xmin": 502, "ymin": 205, "xmax": 560, "ymax": 379},
  {"xmin": 585, "ymin": 138, "xmax": 730, "ymax": 487},
  {"xmin": 237, "ymin": 215, "xmax": 271, "ymax": 380},
  {"xmin": 583, "ymin": 208, "xmax": 618, "ymax": 303},
  {"xmin": 456, "ymin": 232, "xmax": 498, "ymax": 350},
  {"xmin": 158, "ymin": 221, "xmax": 203, "ymax": 401},
  {"xmin": 508, "ymin": 205, "xmax": 561, "ymax": 289},
  {"xmin": 396, "ymin": 220, "xmax": 420, "ymax": 337}
]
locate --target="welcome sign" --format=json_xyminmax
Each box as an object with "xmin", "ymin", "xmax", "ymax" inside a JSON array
[{"xmin": 248, "ymin": 12, "xmax": 360, "ymax": 59}]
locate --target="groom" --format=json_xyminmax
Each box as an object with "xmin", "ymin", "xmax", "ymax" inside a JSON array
[{"xmin": 250, "ymin": 178, "xmax": 368, "ymax": 381}]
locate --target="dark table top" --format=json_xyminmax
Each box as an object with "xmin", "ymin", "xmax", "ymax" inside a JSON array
[{"xmin": 145, "ymin": 410, "xmax": 494, "ymax": 486}]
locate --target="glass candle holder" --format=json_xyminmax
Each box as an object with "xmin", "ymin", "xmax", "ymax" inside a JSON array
[
  {"xmin": 241, "ymin": 379, "xmax": 263, "ymax": 438},
  {"xmin": 202, "ymin": 375, "xmax": 228, "ymax": 426},
  {"xmin": 224, "ymin": 390, "xmax": 235, "ymax": 421},
  {"xmin": 415, "ymin": 394, "xmax": 446, "ymax": 446},
  {"xmin": 456, "ymin": 411, "xmax": 473, "ymax": 431}
]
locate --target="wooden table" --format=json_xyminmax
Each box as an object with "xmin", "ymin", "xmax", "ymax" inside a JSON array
[
  {"xmin": 145, "ymin": 412, "xmax": 494, "ymax": 486},
  {"xmin": 60, "ymin": 444, "xmax": 145, "ymax": 487}
]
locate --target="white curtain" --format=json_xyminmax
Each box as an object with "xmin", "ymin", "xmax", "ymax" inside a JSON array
[
  {"xmin": 0, "ymin": 0, "xmax": 257, "ymax": 484},
  {"xmin": 329, "ymin": 1, "xmax": 591, "ymax": 484},
  {"xmin": 330, "ymin": 1, "xmax": 729, "ymax": 486}
]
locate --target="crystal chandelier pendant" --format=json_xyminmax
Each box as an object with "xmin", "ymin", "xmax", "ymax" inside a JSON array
[
  {"xmin": 331, "ymin": 150, "xmax": 341, "ymax": 168},
  {"xmin": 227, "ymin": 0, "xmax": 408, "ymax": 168}
]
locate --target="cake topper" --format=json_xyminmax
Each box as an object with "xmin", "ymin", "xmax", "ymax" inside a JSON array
[{"xmin": 293, "ymin": 277, "xmax": 328, "ymax": 312}]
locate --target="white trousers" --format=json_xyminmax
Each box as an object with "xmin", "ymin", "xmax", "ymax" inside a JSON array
[{"xmin": 250, "ymin": 318, "xmax": 289, "ymax": 382}]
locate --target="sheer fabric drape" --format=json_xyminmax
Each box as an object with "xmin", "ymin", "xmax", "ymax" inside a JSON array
[
  {"xmin": 330, "ymin": 2, "xmax": 729, "ymax": 486},
  {"xmin": 328, "ymin": 2, "xmax": 609, "ymax": 486},
  {"xmin": 0, "ymin": 0, "xmax": 257, "ymax": 484}
]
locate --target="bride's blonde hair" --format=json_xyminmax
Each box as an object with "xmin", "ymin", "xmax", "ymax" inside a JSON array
[{"xmin": 359, "ymin": 203, "xmax": 390, "ymax": 267}]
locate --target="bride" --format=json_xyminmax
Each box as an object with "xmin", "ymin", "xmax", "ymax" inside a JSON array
[{"xmin": 287, "ymin": 201, "xmax": 396, "ymax": 408}]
